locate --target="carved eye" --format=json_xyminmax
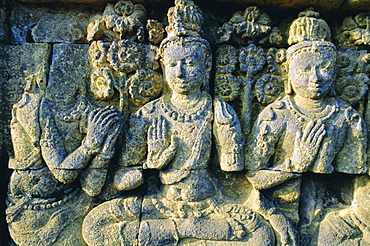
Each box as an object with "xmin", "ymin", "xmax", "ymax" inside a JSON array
[
  {"xmin": 297, "ymin": 65, "xmax": 311, "ymax": 72},
  {"xmin": 185, "ymin": 60, "xmax": 195, "ymax": 66}
]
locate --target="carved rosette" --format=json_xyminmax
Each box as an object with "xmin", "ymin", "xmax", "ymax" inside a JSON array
[
  {"xmin": 335, "ymin": 50, "xmax": 370, "ymax": 111},
  {"xmin": 214, "ymin": 45, "xmax": 240, "ymax": 102},
  {"xmin": 107, "ymin": 40, "xmax": 144, "ymax": 73},
  {"xmin": 128, "ymin": 68, "xmax": 163, "ymax": 106},
  {"xmin": 87, "ymin": 2, "xmax": 166, "ymax": 109},
  {"xmin": 90, "ymin": 67, "xmax": 116, "ymax": 100}
]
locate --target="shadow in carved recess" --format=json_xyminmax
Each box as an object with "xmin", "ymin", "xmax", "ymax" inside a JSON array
[{"xmin": 318, "ymin": 174, "xmax": 370, "ymax": 245}]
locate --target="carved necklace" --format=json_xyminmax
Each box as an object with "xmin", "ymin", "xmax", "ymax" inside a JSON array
[
  {"xmin": 17, "ymin": 187, "xmax": 80, "ymax": 211},
  {"xmin": 160, "ymin": 94, "xmax": 212, "ymax": 123},
  {"xmin": 286, "ymin": 96, "xmax": 338, "ymax": 122}
]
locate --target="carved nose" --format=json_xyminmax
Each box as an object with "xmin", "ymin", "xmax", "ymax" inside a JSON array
[
  {"xmin": 309, "ymin": 67, "xmax": 320, "ymax": 83},
  {"xmin": 176, "ymin": 64, "xmax": 185, "ymax": 78}
]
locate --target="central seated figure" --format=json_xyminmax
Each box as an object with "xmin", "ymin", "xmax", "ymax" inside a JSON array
[
  {"xmin": 82, "ymin": 34, "xmax": 278, "ymax": 246},
  {"xmin": 82, "ymin": 1, "xmax": 298, "ymax": 245}
]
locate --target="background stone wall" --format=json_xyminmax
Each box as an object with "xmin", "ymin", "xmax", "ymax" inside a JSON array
[{"xmin": 2, "ymin": 0, "xmax": 370, "ymax": 244}]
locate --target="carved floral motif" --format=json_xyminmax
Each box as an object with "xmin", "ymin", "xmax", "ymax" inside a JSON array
[
  {"xmin": 338, "ymin": 12, "xmax": 370, "ymax": 47},
  {"xmin": 128, "ymin": 68, "xmax": 163, "ymax": 106}
]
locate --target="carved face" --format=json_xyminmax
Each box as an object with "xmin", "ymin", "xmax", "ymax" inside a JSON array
[
  {"xmin": 289, "ymin": 51, "xmax": 335, "ymax": 99},
  {"xmin": 163, "ymin": 45, "xmax": 206, "ymax": 95}
]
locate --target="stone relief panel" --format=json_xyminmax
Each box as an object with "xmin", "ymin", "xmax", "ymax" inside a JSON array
[{"xmin": 4, "ymin": 0, "xmax": 370, "ymax": 245}]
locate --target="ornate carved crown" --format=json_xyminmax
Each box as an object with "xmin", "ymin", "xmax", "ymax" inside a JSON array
[
  {"xmin": 160, "ymin": 0, "xmax": 210, "ymax": 55},
  {"xmin": 288, "ymin": 8, "xmax": 331, "ymax": 45},
  {"xmin": 287, "ymin": 8, "xmax": 336, "ymax": 60},
  {"xmin": 166, "ymin": 0, "xmax": 204, "ymax": 37}
]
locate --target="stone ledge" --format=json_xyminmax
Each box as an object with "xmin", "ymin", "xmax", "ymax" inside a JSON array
[
  {"xmin": 343, "ymin": 0, "xmax": 370, "ymax": 9},
  {"xmin": 13, "ymin": 0, "xmax": 370, "ymax": 11},
  {"xmin": 14, "ymin": 0, "xmax": 349, "ymax": 10}
]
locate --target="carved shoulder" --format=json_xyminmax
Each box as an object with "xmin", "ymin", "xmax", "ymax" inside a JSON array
[
  {"xmin": 118, "ymin": 98, "xmax": 161, "ymax": 167},
  {"xmin": 337, "ymin": 99, "xmax": 367, "ymax": 134},
  {"xmin": 254, "ymin": 100, "xmax": 287, "ymax": 132},
  {"xmin": 130, "ymin": 98, "xmax": 160, "ymax": 124}
]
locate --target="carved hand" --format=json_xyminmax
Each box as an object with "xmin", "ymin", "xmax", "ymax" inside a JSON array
[
  {"xmin": 291, "ymin": 120, "xmax": 326, "ymax": 172},
  {"xmin": 144, "ymin": 116, "xmax": 176, "ymax": 170},
  {"xmin": 99, "ymin": 113, "xmax": 123, "ymax": 159},
  {"xmin": 84, "ymin": 106, "xmax": 121, "ymax": 154}
]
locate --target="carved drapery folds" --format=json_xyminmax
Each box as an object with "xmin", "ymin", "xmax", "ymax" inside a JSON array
[{"xmin": 6, "ymin": 0, "xmax": 370, "ymax": 245}]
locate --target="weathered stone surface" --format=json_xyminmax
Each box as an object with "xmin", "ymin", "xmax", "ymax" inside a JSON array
[
  {"xmin": 48, "ymin": 44, "xmax": 90, "ymax": 102},
  {"xmin": 12, "ymin": 0, "xmax": 370, "ymax": 12},
  {"xmin": 13, "ymin": 0, "xmax": 357, "ymax": 12},
  {"xmin": 0, "ymin": 43, "xmax": 50, "ymax": 154},
  {"xmin": 6, "ymin": 42, "xmax": 121, "ymax": 245},
  {"xmin": 0, "ymin": 44, "xmax": 50, "ymax": 244},
  {"xmin": 9, "ymin": 3, "xmax": 103, "ymax": 44},
  {"xmin": 0, "ymin": 7, "xmax": 9, "ymax": 43},
  {"xmin": 5, "ymin": 0, "xmax": 370, "ymax": 245},
  {"xmin": 344, "ymin": 0, "xmax": 370, "ymax": 9}
]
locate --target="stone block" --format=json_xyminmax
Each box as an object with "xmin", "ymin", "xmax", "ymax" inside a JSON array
[
  {"xmin": 16, "ymin": 0, "xmax": 109, "ymax": 2},
  {"xmin": 343, "ymin": 0, "xmax": 370, "ymax": 9},
  {"xmin": 0, "ymin": 43, "xmax": 50, "ymax": 154},
  {"xmin": 216, "ymin": 0, "xmax": 344, "ymax": 11},
  {"xmin": 0, "ymin": 7, "xmax": 9, "ymax": 43},
  {"xmin": 13, "ymin": 0, "xmax": 345, "ymax": 11},
  {"xmin": 48, "ymin": 44, "xmax": 90, "ymax": 102},
  {"xmin": 9, "ymin": 3, "xmax": 103, "ymax": 44}
]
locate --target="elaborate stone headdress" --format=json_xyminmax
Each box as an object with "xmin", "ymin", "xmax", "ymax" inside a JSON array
[
  {"xmin": 286, "ymin": 8, "xmax": 337, "ymax": 95},
  {"xmin": 166, "ymin": 0, "xmax": 204, "ymax": 37},
  {"xmin": 160, "ymin": 0, "xmax": 212, "ymax": 91},
  {"xmin": 160, "ymin": 0, "xmax": 210, "ymax": 55},
  {"xmin": 287, "ymin": 8, "xmax": 337, "ymax": 59}
]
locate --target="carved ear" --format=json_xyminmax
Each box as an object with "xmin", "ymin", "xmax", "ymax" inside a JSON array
[{"xmin": 285, "ymin": 78, "xmax": 293, "ymax": 95}]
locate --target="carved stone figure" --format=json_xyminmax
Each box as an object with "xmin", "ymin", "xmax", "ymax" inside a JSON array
[
  {"xmin": 8, "ymin": 0, "xmax": 370, "ymax": 245},
  {"xmin": 82, "ymin": 1, "xmax": 298, "ymax": 245},
  {"xmin": 245, "ymin": 9, "xmax": 368, "ymax": 225},
  {"xmin": 83, "ymin": 35, "xmax": 297, "ymax": 246},
  {"xmin": 6, "ymin": 63, "xmax": 123, "ymax": 245},
  {"xmin": 318, "ymin": 175, "xmax": 370, "ymax": 245}
]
